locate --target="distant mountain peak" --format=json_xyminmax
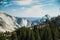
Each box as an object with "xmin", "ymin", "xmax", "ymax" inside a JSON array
[{"xmin": 0, "ymin": 12, "xmax": 47, "ymax": 32}]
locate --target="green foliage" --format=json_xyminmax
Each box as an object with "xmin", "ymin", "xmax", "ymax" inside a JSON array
[
  {"xmin": 0, "ymin": 33, "xmax": 6, "ymax": 40},
  {"xmin": 11, "ymin": 32, "xmax": 18, "ymax": 40},
  {"xmin": 20, "ymin": 27, "xmax": 27, "ymax": 40},
  {"xmin": 0, "ymin": 16, "xmax": 60, "ymax": 40},
  {"xmin": 34, "ymin": 26, "xmax": 41, "ymax": 40},
  {"xmin": 30, "ymin": 29, "xmax": 35, "ymax": 40},
  {"xmin": 44, "ymin": 24, "xmax": 53, "ymax": 40}
]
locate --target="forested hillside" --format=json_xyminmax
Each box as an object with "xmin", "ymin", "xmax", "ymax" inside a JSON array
[{"xmin": 0, "ymin": 16, "xmax": 60, "ymax": 40}]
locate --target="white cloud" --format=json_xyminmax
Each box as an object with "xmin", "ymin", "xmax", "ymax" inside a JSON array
[
  {"xmin": 7, "ymin": 4, "xmax": 60, "ymax": 17},
  {"xmin": 15, "ymin": 5, "xmax": 60, "ymax": 17},
  {"xmin": 13, "ymin": 5, "xmax": 47, "ymax": 17},
  {"xmin": 12, "ymin": 0, "xmax": 39, "ymax": 6},
  {"xmin": 11, "ymin": 9, "xmax": 18, "ymax": 14},
  {"xmin": 0, "ymin": 1, "xmax": 7, "ymax": 5},
  {"xmin": 3, "ymin": 0, "xmax": 60, "ymax": 17},
  {"xmin": 5, "ymin": 3, "xmax": 12, "ymax": 7},
  {"xmin": 24, "ymin": 5, "xmax": 46, "ymax": 17},
  {"xmin": 12, "ymin": 0, "xmax": 33, "ymax": 5},
  {"xmin": 12, "ymin": 9, "xmax": 17, "ymax": 12}
]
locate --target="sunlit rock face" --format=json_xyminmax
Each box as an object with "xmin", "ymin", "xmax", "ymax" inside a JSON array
[
  {"xmin": 20, "ymin": 18, "xmax": 28, "ymax": 27},
  {"xmin": 0, "ymin": 12, "xmax": 19, "ymax": 32},
  {"xmin": 0, "ymin": 12, "xmax": 30, "ymax": 32},
  {"xmin": 0, "ymin": 12, "xmax": 47, "ymax": 32}
]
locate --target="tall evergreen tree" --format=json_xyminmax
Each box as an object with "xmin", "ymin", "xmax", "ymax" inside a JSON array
[
  {"xmin": 34, "ymin": 26, "xmax": 41, "ymax": 40},
  {"xmin": 44, "ymin": 23, "xmax": 53, "ymax": 40},
  {"xmin": 54, "ymin": 27, "xmax": 59, "ymax": 40},
  {"xmin": 20, "ymin": 27, "xmax": 26, "ymax": 40},
  {"xmin": 50, "ymin": 22, "xmax": 59, "ymax": 40},
  {"xmin": 0, "ymin": 33, "xmax": 6, "ymax": 40},
  {"xmin": 30, "ymin": 29, "xmax": 35, "ymax": 40},
  {"xmin": 26, "ymin": 28, "xmax": 31, "ymax": 40},
  {"xmin": 11, "ymin": 32, "xmax": 18, "ymax": 40}
]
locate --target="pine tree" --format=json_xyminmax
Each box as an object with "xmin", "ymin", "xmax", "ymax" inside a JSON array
[
  {"xmin": 44, "ymin": 23, "xmax": 53, "ymax": 40},
  {"xmin": 30, "ymin": 29, "xmax": 35, "ymax": 40},
  {"xmin": 11, "ymin": 32, "xmax": 18, "ymax": 40},
  {"xmin": 54, "ymin": 27, "xmax": 59, "ymax": 40},
  {"xmin": 50, "ymin": 22, "xmax": 59, "ymax": 40},
  {"xmin": 20, "ymin": 27, "xmax": 26, "ymax": 40},
  {"xmin": 0, "ymin": 33, "xmax": 6, "ymax": 40},
  {"xmin": 26, "ymin": 28, "xmax": 31, "ymax": 40},
  {"xmin": 15, "ymin": 28, "xmax": 21, "ymax": 40},
  {"xmin": 34, "ymin": 26, "xmax": 41, "ymax": 40}
]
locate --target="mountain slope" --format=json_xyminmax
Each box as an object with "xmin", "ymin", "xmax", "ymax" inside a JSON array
[
  {"xmin": 0, "ymin": 12, "xmax": 19, "ymax": 32},
  {"xmin": 0, "ymin": 12, "xmax": 48, "ymax": 32}
]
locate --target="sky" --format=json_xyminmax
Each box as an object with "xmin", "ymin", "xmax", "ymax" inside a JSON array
[{"xmin": 0, "ymin": 0, "xmax": 60, "ymax": 17}]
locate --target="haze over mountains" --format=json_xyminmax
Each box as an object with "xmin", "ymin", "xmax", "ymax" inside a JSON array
[{"xmin": 0, "ymin": 12, "xmax": 50, "ymax": 32}]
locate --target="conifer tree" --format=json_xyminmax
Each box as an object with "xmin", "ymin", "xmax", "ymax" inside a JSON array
[
  {"xmin": 26, "ymin": 28, "xmax": 31, "ymax": 40},
  {"xmin": 11, "ymin": 32, "xmax": 18, "ymax": 40},
  {"xmin": 50, "ymin": 22, "xmax": 59, "ymax": 40},
  {"xmin": 54, "ymin": 27, "xmax": 59, "ymax": 40},
  {"xmin": 20, "ymin": 27, "xmax": 26, "ymax": 40},
  {"xmin": 0, "ymin": 33, "xmax": 6, "ymax": 40},
  {"xmin": 44, "ymin": 24, "xmax": 53, "ymax": 40},
  {"xmin": 30, "ymin": 29, "xmax": 35, "ymax": 40},
  {"xmin": 34, "ymin": 26, "xmax": 41, "ymax": 40}
]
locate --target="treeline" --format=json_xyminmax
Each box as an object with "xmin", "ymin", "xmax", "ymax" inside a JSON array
[
  {"xmin": 0, "ymin": 16, "xmax": 60, "ymax": 40},
  {"xmin": 10, "ymin": 21, "xmax": 59, "ymax": 40}
]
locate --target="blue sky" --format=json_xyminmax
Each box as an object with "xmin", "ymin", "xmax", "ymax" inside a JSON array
[{"xmin": 0, "ymin": 0, "xmax": 60, "ymax": 17}]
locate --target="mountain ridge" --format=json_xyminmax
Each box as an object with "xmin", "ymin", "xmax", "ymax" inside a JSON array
[{"xmin": 0, "ymin": 12, "xmax": 48, "ymax": 32}]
